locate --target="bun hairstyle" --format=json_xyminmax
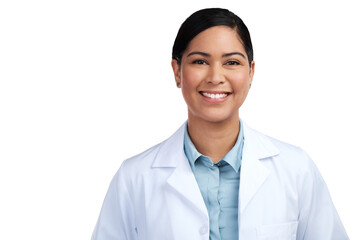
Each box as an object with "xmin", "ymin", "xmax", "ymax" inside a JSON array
[{"xmin": 172, "ymin": 8, "xmax": 254, "ymax": 67}]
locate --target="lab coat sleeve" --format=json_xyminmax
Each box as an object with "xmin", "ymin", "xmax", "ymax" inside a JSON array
[
  {"xmin": 296, "ymin": 155, "xmax": 349, "ymax": 240},
  {"xmin": 91, "ymin": 166, "xmax": 137, "ymax": 240}
]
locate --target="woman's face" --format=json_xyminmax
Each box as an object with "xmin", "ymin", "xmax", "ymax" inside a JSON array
[{"xmin": 171, "ymin": 26, "xmax": 255, "ymax": 124}]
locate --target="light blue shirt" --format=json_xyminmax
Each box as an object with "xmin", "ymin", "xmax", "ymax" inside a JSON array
[{"xmin": 184, "ymin": 120, "xmax": 244, "ymax": 240}]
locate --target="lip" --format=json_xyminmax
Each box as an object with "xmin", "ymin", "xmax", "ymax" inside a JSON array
[{"xmin": 199, "ymin": 90, "xmax": 231, "ymax": 103}]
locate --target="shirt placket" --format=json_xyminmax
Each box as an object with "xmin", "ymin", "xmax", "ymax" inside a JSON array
[{"xmin": 205, "ymin": 157, "xmax": 222, "ymax": 239}]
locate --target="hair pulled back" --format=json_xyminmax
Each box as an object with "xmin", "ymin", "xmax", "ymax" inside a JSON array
[{"xmin": 172, "ymin": 8, "xmax": 253, "ymax": 66}]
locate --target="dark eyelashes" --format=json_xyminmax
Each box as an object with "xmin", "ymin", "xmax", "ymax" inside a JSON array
[
  {"xmin": 225, "ymin": 60, "xmax": 240, "ymax": 65},
  {"xmin": 192, "ymin": 59, "xmax": 207, "ymax": 65},
  {"xmin": 191, "ymin": 59, "xmax": 241, "ymax": 65}
]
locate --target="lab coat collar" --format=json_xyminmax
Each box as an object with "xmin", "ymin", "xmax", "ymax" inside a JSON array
[
  {"xmin": 152, "ymin": 122, "xmax": 187, "ymax": 168},
  {"xmin": 152, "ymin": 122, "xmax": 279, "ymax": 167},
  {"xmin": 151, "ymin": 122, "xmax": 280, "ymax": 215}
]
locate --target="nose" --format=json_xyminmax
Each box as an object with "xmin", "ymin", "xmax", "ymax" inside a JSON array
[{"xmin": 207, "ymin": 64, "xmax": 225, "ymax": 84}]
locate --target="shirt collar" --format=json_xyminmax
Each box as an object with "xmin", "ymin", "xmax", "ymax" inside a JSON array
[{"xmin": 183, "ymin": 119, "xmax": 244, "ymax": 173}]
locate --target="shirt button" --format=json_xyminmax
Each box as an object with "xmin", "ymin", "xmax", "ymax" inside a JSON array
[{"xmin": 199, "ymin": 225, "xmax": 208, "ymax": 235}]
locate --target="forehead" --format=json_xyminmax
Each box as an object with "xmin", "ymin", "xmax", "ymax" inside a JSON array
[{"xmin": 185, "ymin": 26, "xmax": 245, "ymax": 54}]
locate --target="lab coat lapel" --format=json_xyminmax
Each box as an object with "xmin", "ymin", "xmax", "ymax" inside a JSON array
[
  {"xmin": 239, "ymin": 124, "xmax": 280, "ymax": 214},
  {"xmin": 152, "ymin": 123, "xmax": 208, "ymax": 217},
  {"xmin": 167, "ymin": 158, "xmax": 208, "ymax": 216}
]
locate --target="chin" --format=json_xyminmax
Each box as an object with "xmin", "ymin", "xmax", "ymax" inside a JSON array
[{"xmin": 192, "ymin": 110, "xmax": 239, "ymax": 124}]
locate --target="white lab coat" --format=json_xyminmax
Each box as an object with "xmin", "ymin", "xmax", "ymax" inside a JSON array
[{"xmin": 92, "ymin": 122, "xmax": 348, "ymax": 240}]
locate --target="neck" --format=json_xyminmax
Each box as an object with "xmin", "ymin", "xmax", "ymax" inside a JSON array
[{"xmin": 187, "ymin": 113, "xmax": 240, "ymax": 163}]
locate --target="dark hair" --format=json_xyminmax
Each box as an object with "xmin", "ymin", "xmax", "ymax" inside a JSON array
[{"xmin": 172, "ymin": 8, "xmax": 253, "ymax": 66}]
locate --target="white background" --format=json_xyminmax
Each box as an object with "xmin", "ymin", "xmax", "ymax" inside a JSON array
[{"xmin": 0, "ymin": 0, "xmax": 359, "ymax": 239}]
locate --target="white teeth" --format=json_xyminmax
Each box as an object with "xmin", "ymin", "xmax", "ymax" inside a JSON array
[{"xmin": 201, "ymin": 92, "xmax": 228, "ymax": 99}]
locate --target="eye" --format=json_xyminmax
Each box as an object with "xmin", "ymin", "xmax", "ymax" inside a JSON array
[
  {"xmin": 192, "ymin": 59, "xmax": 207, "ymax": 65},
  {"xmin": 225, "ymin": 60, "xmax": 240, "ymax": 65}
]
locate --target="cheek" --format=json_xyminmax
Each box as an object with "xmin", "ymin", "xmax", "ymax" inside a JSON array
[
  {"xmin": 230, "ymin": 72, "xmax": 251, "ymax": 92},
  {"xmin": 181, "ymin": 67, "xmax": 203, "ymax": 90}
]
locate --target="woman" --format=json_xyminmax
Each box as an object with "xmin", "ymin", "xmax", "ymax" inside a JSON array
[{"xmin": 92, "ymin": 8, "xmax": 348, "ymax": 240}]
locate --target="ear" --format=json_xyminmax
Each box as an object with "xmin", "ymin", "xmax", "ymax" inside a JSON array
[
  {"xmin": 249, "ymin": 61, "xmax": 255, "ymax": 87},
  {"xmin": 171, "ymin": 59, "xmax": 181, "ymax": 88}
]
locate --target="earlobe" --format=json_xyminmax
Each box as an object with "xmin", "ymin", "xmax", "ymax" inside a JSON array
[{"xmin": 171, "ymin": 59, "xmax": 181, "ymax": 88}]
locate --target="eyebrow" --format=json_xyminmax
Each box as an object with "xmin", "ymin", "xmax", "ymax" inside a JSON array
[
  {"xmin": 186, "ymin": 51, "xmax": 246, "ymax": 59},
  {"xmin": 223, "ymin": 52, "xmax": 246, "ymax": 59},
  {"xmin": 186, "ymin": 51, "xmax": 210, "ymax": 57}
]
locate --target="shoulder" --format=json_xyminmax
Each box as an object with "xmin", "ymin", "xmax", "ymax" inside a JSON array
[
  {"xmin": 269, "ymin": 135, "xmax": 316, "ymax": 175},
  {"xmin": 119, "ymin": 141, "xmax": 162, "ymax": 174},
  {"xmin": 118, "ymin": 123, "xmax": 186, "ymax": 176},
  {"xmin": 244, "ymin": 123, "xmax": 315, "ymax": 174},
  {"xmin": 267, "ymin": 134, "xmax": 310, "ymax": 162}
]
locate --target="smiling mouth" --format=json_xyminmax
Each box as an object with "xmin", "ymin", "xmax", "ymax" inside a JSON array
[{"xmin": 200, "ymin": 91, "xmax": 230, "ymax": 99}]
